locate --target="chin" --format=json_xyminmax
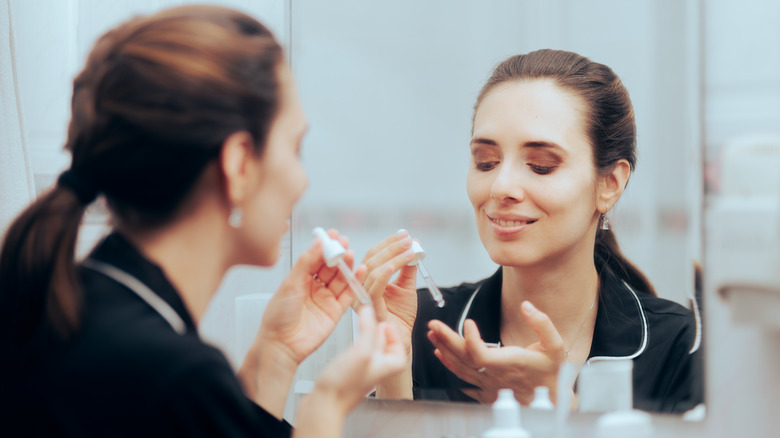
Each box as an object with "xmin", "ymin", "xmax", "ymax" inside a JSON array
[{"xmin": 484, "ymin": 243, "xmax": 540, "ymax": 268}]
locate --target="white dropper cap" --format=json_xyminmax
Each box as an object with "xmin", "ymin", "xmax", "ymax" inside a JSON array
[
  {"xmin": 482, "ymin": 389, "xmax": 529, "ymax": 438},
  {"xmin": 530, "ymin": 386, "xmax": 555, "ymax": 410},
  {"xmin": 493, "ymin": 389, "xmax": 521, "ymax": 429},
  {"xmin": 407, "ymin": 240, "xmax": 426, "ymax": 266},
  {"xmin": 312, "ymin": 227, "xmax": 345, "ymax": 267}
]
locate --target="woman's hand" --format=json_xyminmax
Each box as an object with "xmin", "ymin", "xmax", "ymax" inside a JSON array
[
  {"xmin": 360, "ymin": 230, "xmax": 418, "ymax": 399},
  {"xmin": 294, "ymin": 306, "xmax": 407, "ymax": 438},
  {"xmin": 240, "ymin": 230, "xmax": 360, "ymax": 417},
  {"xmin": 258, "ymin": 230, "xmax": 359, "ymax": 363},
  {"xmin": 361, "ymin": 230, "xmax": 417, "ymax": 339},
  {"xmin": 427, "ymin": 301, "xmax": 569, "ymax": 406}
]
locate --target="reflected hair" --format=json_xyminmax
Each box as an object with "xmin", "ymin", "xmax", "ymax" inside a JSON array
[
  {"xmin": 474, "ymin": 49, "xmax": 656, "ymax": 296},
  {"xmin": 0, "ymin": 5, "xmax": 284, "ymax": 358}
]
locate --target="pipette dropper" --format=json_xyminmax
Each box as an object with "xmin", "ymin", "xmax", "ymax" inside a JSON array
[
  {"xmin": 312, "ymin": 227, "xmax": 372, "ymax": 306},
  {"xmin": 407, "ymin": 240, "xmax": 445, "ymax": 308}
]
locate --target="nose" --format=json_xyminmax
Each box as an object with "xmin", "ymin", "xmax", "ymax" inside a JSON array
[{"xmin": 489, "ymin": 163, "xmax": 524, "ymax": 203}]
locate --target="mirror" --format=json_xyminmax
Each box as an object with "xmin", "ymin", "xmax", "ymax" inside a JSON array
[
  {"xmin": 6, "ymin": 0, "xmax": 704, "ymax": 418},
  {"xmin": 290, "ymin": 0, "xmax": 703, "ymax": 414}
]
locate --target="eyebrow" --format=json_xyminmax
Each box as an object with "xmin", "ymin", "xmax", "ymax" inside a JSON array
[
  {"xmin": 524, "ymin": 140, "xmax": 564, "ymax": 152},
  {"xmin": 470, "ymin": 137, "xmax": 566, "ymax": 152},
  {"xmin": 470, "ymin": 137, "xmax": 498, "ymax": 146}
]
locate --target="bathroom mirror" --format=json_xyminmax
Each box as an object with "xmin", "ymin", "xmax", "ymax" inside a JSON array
[
  {"xmin": 289, "ymin": 0, "xmax": 703, "ymax": 414},
  {"xmin": 6, "ymin": 0, "xmax": 704, "ymax": 418}
]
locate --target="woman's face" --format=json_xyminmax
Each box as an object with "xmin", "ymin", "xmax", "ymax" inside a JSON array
[
  {"xmin": 241, "ymin": 65, "xmax": 309, "ymax": 266},
  {"xmin": 467, "ymin": 79, "xmax": 601, "ymax": 268}
]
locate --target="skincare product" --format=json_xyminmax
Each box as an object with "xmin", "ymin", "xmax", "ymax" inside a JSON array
[
  {"xmin": 482, "ymin": 389, "xmax": 530, "ymax": 438},
  {"xmin": 406, "ymin": 239, "xmax": 445, "ymax": 307},
  {"xmin": 529, "ymin": 387, "xmax": 554, "ymax": 410}
]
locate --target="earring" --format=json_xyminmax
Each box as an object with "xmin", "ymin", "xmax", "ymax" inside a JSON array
[
  {"xmin": 228, "ymin": 207, "xmax": 243, "ymax": 228},
  {"xmin": 600, "ymin": 214, "xmax": 610, "ymax": 231}
]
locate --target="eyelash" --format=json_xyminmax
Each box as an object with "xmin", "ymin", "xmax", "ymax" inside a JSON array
[
  {"xmin": 475, "ymin": 161, "xmax": 499, "ymax": 171},
  {"xmin": 474, "ymin": 161, "xmax": 556, "ymax": 175},
  {"xmin": 528, "ymin": 164, "xmax": 556, "ymax": 175}
]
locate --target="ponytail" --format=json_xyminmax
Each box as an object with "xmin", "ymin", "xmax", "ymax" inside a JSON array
[
  {"xmin": 595, "ymin": 228, "xmax": 656, "ymax": 296},
  {"xmin": 0, "ymin": 182, "xmax": 92, "ymax": 360}
]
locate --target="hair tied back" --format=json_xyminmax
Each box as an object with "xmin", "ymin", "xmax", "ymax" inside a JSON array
[{"xmin": 57, "ymin": 169, "xmax": 98, "ymax": 205}]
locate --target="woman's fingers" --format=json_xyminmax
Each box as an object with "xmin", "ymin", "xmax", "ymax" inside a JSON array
[
  {"xmin": 295, "ymin": 239, "xmax": 325, "ymax": 278},
  {"xmin": 362, "ymin": 229, "xmax": 409, "ymax": 263},
  {"xmin": 314, "ymin": 250, "xmax": 355, "ymax": 295},
  {"xmin": 463, "ymin": 319, "xmax": 490, "ymax": 366},
  {"xmin": 353, "ymin": 308, "xmax": 406, "ymax": 380},
  {"xmin": 427, "ymin": 319, "xmax": 493, "ymax": 385},
  {"xmin": 521, "ymin": 301, "xmax": 565, "ymax": 357},
  {"xmin": 432, "ymin": 344, "xmax": 475, "ymax": 383},
  {"xmin": 427, "ymin": 315, "xmax": 565, "ymax": 407},
  {"xmin": 362, "ymin": 232, "xmax": 415, "ymax": 295},
  {"xmin": 427, "ymin": 320, "xmax": 469, "ymax": 357},
  {"xmin": 355, "ymin": 306, "xmax": 377, "ymax": 351}
]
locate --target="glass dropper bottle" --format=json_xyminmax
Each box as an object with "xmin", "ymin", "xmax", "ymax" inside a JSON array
[
  {"xmin": 312, "ymin": 227, "xmax": 372, "ymax": 306},
  {"xmin": 407, "ymin": 240, "xmax": 445, "ymax": 308}
]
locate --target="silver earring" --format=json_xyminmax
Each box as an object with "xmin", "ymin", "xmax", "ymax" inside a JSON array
[
  {"xmin": 228, "ymin": 207, "xmax": 243, "ymax": 228},
  {"xmin": 600, "ymin": 214, "xmax": 610, "ymax": 231}
]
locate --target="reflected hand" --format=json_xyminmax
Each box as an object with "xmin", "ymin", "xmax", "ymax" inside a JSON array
[
  {"xmin": 361, "ymin": 230, "xmax": 417, "ymax": 343},
  {"xmin": 427, "ymin": 301, "xmax": 566, "ymax": 405},
  {"xmin": 358, "ymin": 230, "xmax": 417, "ymax": 400}
]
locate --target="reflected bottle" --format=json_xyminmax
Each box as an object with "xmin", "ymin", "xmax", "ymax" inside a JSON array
[{"xmin": 482, "ymin": 389, "xmax": 530, "ymax": 438}]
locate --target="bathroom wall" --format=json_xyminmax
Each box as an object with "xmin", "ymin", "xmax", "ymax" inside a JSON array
[{"xmin": 698, "ymin": 0, "xmax": 780, "ymax": 436}]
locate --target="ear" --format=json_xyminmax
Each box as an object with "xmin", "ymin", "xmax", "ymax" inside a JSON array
[
  {"xmin": 597, "ymin": 158, "xmax": 631, "ymax": 213},
  {"xmin": 220, "ymin": 131, "xmax": 257, "ymax": 206}
]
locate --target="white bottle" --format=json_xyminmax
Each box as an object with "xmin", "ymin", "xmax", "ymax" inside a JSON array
[
  {"xmin": 482, "ymin": 389, "xmax": 531, "ymax": 438},
  {"xmin": 529, "ymin": 387, "xmax": 554, "ymax": 410}
]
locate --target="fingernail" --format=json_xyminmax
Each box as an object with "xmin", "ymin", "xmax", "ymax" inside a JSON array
[{"xmin": 522, "ymin": 301, "xmax": 536, "ymax": 314}]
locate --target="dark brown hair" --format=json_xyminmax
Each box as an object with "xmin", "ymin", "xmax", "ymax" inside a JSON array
[
  {"xmin": 0, "ymin": 5, "xmax": 284, "ymax": 356},
  {"xmin": 474, "ymin": 49, "xmax": 656, "ymax": 296}
]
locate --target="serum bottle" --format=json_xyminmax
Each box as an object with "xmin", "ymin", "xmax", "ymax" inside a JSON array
[{"xmin": 482, "ymin": 389, "xmax": 531, "ymax": 438}]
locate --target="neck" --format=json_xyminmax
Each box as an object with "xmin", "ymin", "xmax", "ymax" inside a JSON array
[
  {"xmin": 500, "ymin": 247, "xmax": 599, "ymax": 348},
  {"xmin": 118, "ymin": 202, "xmax": 231, "ymax": 325}
]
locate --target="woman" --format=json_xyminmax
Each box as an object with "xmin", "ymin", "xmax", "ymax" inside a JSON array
[
  {"xmin": 362, "ymin": 49, "xmax": 702, "ymax": 414},
  {"xmin": 0, "ymin": 5, "xmax": 405, "ymax": 437}
]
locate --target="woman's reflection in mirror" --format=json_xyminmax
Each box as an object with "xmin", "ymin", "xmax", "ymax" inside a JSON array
[{"xmin": 362, "ymin": 49, "xmax": 703, "ymax": 414}]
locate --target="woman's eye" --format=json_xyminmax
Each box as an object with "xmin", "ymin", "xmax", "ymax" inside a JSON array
[
  {"xmin": 528, "ymin": 164, "xmax": 556, "ymax": 175},
  {"xmin": 476, "ymin": 161, "xmax": 499, "ymax": 171}
]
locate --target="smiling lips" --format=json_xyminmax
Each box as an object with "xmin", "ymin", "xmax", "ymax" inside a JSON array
[{"xmin": 487, "ymin": 214, "xmax": 538, "ymax": 233}]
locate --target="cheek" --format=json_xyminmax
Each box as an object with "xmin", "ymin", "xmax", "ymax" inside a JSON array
[
  {"xmin": 540, "ymin": 174, "xmax": 598, "ymax": 218},
  {"xmin": 292, "ymin": 164, "xmax": 308, "ymax": 200},
  {"xmin": 279, "ymin": 164, "xmax": 307, "ymax": 211},
  {"xmin": 466, "ymin": 170, "xmax": 489, "ymax": 208}
]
